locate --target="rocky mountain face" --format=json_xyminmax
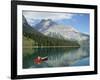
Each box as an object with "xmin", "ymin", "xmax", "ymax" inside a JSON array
[{"xmin": 34, "ymin": 19, "xmax": 89, "ymax": 46}]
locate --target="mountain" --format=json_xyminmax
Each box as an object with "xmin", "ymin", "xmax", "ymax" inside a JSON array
[
  {"xmin": 23, "ymin": 16, "xmax": 80, "ymax": 46},
  {"xmin": 23, "ymin": 15, "xmax": 43, "ymax": 35},
  {"xmin": 35, "ymin": 19, "xmax": 57, "ymax": 32},
  {"xmin": 34, "ymin": 19, "xmax": 89, "ymax": 45}
]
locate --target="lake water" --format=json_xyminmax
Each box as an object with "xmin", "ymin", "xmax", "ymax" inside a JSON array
[{"xmin": 23, "ymin": 47, "xmax": 89, "ymax": 69}]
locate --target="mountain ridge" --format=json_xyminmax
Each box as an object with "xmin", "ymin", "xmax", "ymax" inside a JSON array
[
  {"xmin": 23, "ymin": 15, "xmax": 80, "ymax": 46},
  {"xmin": 34, "ymin": 19, "xmax": 89, "ymax": 44}
]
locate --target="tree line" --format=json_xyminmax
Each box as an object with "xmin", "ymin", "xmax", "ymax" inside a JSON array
[{"xmin": 23, "ymin": 31, "xmax": 80, "ymax": 47}]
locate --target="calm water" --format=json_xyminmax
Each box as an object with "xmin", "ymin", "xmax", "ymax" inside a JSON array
[{"xmin": 23, "ymin": 47, "xmax": 89, "ymax": 69}]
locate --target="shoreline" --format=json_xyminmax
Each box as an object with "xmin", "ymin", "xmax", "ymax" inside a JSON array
[{"xmin": 23, "ymin": 46, "xmax": 80, "ymax": 48}]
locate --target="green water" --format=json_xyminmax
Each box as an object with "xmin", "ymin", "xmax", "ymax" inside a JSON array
[{"xmin": 23, "ymin": 47, "xmax": 89, "ymax": 69}]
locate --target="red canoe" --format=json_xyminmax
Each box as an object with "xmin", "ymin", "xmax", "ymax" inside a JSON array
[{"xmin": 33, "ymin": 56, "xmax": 48, "ymax": 64}]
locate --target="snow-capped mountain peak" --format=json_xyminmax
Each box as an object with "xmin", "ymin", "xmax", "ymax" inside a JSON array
[
  {"xmin": 35, "ymin": 19, "xmax": 57, "ymax": 32},
  {"xmin": 34, "ymin": 19, "xmax": 89, "ymax": 42}
]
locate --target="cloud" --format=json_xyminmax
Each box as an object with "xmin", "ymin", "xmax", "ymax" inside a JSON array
[{"xmin": 23, "ymin": 11, "xmax": 75, "ymax": 20}]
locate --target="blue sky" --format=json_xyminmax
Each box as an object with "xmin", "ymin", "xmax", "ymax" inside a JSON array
[
  {"xmin": 23, "ymin": 11, "xmax": 90, "ymax": 34},
  {"xmin": 56, "ymin": 14, "xmax": 90, "ymax": 34}
]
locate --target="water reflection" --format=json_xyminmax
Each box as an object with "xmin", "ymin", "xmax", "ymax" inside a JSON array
[{"xmin": 23, "ymin": 47, "xmax": 89, "ymax": 68}]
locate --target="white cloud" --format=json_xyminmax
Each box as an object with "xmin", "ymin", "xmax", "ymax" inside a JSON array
[{"xmin": 23, "ymin": 11, "xmax": 75, "ymax": 20}]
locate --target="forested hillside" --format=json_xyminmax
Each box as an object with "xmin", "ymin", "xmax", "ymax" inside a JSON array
[{"xmin": 23, "ymin": 15, "xmax": 80, "ymax": 47}]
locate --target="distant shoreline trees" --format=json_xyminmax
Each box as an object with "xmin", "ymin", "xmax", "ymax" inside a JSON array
[{"xmin": 23, "ymin": 31, "xmax": 80, "ymax": 47}]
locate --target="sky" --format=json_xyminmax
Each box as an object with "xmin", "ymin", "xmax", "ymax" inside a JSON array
[{"xmin": 23, "ymin": 11, "xmax": 90, "ymax": 34}]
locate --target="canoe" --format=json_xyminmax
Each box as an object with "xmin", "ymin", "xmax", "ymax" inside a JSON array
[{"xmin": 33, "ymin": 56, "xmax": 48, "ymax": 64}]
